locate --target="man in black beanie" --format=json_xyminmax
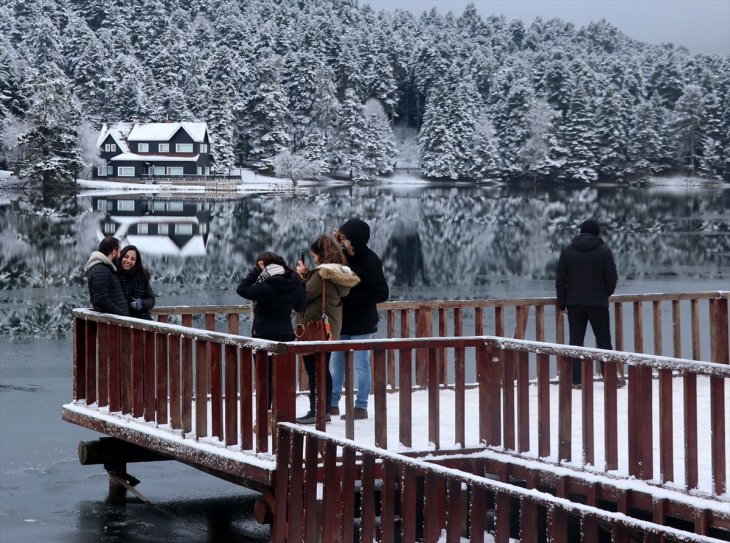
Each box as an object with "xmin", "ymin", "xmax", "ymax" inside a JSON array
[
  {"xmin": 556, "ymin": 219, "xmax": 618, "ymax": 387},
  {"xmin": 330, "ymin": 218, "xmax": 389, "ymax": 419}
]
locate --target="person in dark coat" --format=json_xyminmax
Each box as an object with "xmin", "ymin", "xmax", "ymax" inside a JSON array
[
  {"xmin": 115, "ymin": 245, "xmax": 155, "ymax": 320},
  {"xmin": 330, "ymin": 218, "xmax": 390, "ymax": 419},
  {"xmin": 555, "ymin": 219, "xmax": 618, "ymax": 387},
  {"xmin": 236, "ymin": 252, "xmax": 307, "ymax": 424},
  {"xmin": 84, "ymin": 236, "xmax": 129, "ymax": 316}
]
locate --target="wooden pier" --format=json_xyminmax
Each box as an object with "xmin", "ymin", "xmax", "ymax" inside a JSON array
[{"xmin": 62, "ymin": 292, "xmax": 730, "ymax": 541}]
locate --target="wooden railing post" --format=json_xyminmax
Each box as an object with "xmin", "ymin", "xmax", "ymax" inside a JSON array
[
  {"xmin": 709, "ymin": 297, "xmax": 728, "ymax": 495},
  {"xmin": 415, "ymin": 306, "xmax": 432, "ymax": 386},
  {"xmin": 73, "ymin": 317, "xmax": 87, "ymax": 402}
]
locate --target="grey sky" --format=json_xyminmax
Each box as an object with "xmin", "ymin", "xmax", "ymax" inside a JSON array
[{"xmin": 364, "ymin": 0, "xmax": 730, "ymax": 56}]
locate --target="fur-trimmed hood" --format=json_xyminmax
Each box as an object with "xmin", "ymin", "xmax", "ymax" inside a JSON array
[{"xmin": 315, "ymin": 263, "xmax": 360, "ymax": 288}]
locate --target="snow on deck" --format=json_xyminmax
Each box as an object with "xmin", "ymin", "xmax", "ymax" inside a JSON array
[{"xmin": 64, "ymin": 375, "xmax": 728, "ymax": 507}]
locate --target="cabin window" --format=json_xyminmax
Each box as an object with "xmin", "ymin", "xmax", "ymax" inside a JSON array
[
  {"xmin": 97, "ymin": 166, "xmax": 113, "ymax": 176},
  {"xmin": 97, "ymin": 199, "xmax": 107, "ymax": 210},
  {"xmin": 199, "ymin": 143, "xmax": 208, "ymax": 153},
  {"xmin": 197, "ymin": 167, "xmax": 202, "ymax": 175},
  {"xmin": 158, "ymin": 143, "xmax": 169, "ymax": 153},
  {"xmin": 168, "ymin": 202, "xmax": 183, "ymax": 211},
  {"xmin": 175, "ymin": 143, "xmax": 193, "ymax": 153},
  {"xmin": 137, "ymin": 223, "xmax": 149, "ymax": 234},
  {"xmin": 104, "ymin": 143, "xmax": 117, "ymax": 152},
  {"xmin": 158, "ymin": 224, "xmax": 169, "ymax": 235},
  {"xmin": 137, "ymin": 143, "xmax": 149, "ymax": 152},
  {"xmin": 167, "ymin": 167, "xmax": 184, "ymax": 176},
  {"xmin": 175, "ymin": 224, "xmax": 193, "ymax": 235},
  {"xmin": 117, "ymin": 166, "xmax": 135, "ymax": 177},
  {"xmin": 103, "ymin": 222, "xmax": 116, "ymax": 234},
  {"xmin": 151, "ymin": 166, "xmax": 165, "ymax": 176},
  {"xmin": 117, "ymin": 200, "xmax": 135, "ymax": 211}
]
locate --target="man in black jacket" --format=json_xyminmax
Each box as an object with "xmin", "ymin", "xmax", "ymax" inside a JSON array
[
  {"xmin": 556, "ymin": 219, "xmax": 618, "ymax": 386},
  {"xmin": 330, "ymin": 219, "xmax": 389, "ymax": 419},
  {"xmin": 84, "ymin": 236, "xmax": 129, "ymax": 316}
]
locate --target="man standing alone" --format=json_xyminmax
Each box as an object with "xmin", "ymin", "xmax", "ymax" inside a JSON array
[
  {"xmin": 84, "ymin": 236, "xmax": 129, "ymax": 316},
  {"xmin": 555, "ymin": 219, "xmax": 618, "ymax": 387},
  {"xmin": 330, "ymin": 218, "xmax": 389, "ymax": 419}
]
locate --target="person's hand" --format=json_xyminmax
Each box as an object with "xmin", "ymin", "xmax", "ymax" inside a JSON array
[
  {"xmin": 130, "ymin": 298, "xmax": 143, "ymax": 311},
  {"xmin": 257, "ymin": 260, "xmax": 265, "ymax": 270},
  {"xmin": 296, "ymin": 261, "xmax": 309, "ymax": 276}
]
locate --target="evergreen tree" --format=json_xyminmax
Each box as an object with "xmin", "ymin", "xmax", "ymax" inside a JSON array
[
  {"xmin": 556, "ymin": 82, "xmax": 599, "ymax": 182},
  {"xmin": 335, "ymin": 88, "xmax": 369, "ymax": 180},
  {"xmin": 362, "ymin": 98, "xmax": 398, "ymax": 178},
  {"xmin": 207, "ymin": 80, "xmax": 236, "ymax": 172},
  {"xmin": 671, "ymin": 84, "xmax": 705, "ymax": 175},
  {"xmin": 517, "ymin": 98, "xmax": 561, "ymax": 182},
  {"xmin": 628, "ymin": 97, "xmax": 665, "ymax": 179},
  {"xmin": 595, "ymin": 86, "xmax": 632, "ymax": 180}
]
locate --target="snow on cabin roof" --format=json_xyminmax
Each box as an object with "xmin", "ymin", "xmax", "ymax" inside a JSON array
[
  {"xmin": 127, "ymin": 122, "xmax": 208, "ymax": 142},
  {"xmin": 110, "ymin": 153, "xmax": 201, "ymax": 162},
  {"xmin": 96, "ymin": 122, "xmax": 132, "ymax": 153}
]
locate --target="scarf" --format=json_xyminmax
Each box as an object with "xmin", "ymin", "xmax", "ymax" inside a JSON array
[{"xmin": 255, "ymin": 263, "xmax": 286, "ymax": 283}]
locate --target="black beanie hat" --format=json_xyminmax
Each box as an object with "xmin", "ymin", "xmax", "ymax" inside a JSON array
[
  {"xmin": 339, "ymin": 218, "xmax": 370, "ymax": 246},
  {"xmin": 580, "ymin": 219, "xmax": 600, "ymax": 237}
]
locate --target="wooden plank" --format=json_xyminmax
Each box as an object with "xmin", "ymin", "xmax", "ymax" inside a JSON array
[
  {"xmin": 683, "ymin": 372, "xmax": 698, "ymax": 489},
  {"xmin": 195, "ymin": 339, "xmax": 208, "ymax": 438},
  {"xmin": 302, "ymin": 436, "xmax": 319, "ymax": 542},
  {"xmin": 536, "ymin": 305, "xmax": 550, "ymax": 458},
  {"xmin": 374, "ymin": 349, "xmax": 388, "ymax": 449},
  {"xmin": 438, "ymin": 308, "xmax": 448, "ymax": 384},
  {"xmin": 227, "ymin": 312, "xmax": 239, "ymax": 336},
  {"xmin": 428, "ymin": 347, "xmax": 439, "ymax": 449},
  {"xmin": 387, "ymin": 309, "xmax": 396, "ymax": 388},
  {"xmin": 557, "ymin": 354, "xmax": 572, "ymax": 462},
  {"xmin": 224, "ymin": 344, "xmax": 237, "ymax": 447},
  {"xmin": 398, "ymin": 347, "xmax": 413, "ymax": 447},
  {"xmin": 240, "ymin": 348, "xmax": 253, "ymax": 450},
  {"xmin": 516, "ymin": 348, "xmax": 529, "ymax": 453},
  {"xmin": 210, "ymin": 342, "xmax": 222, "ymax": 440},
  {"xmin": 143, "ymin": 330, "xmax": 155, "ymax": 421},
  {"xmin": 581, "ymin": 357, "xmax": 595, "ymax": 466},
  {"xmin": 120, "ymin": 327, "xmax": 132, "ymax": 415},
  {"xmin": 340, "ymin": 447, "xmax": 356, "ymax": 543},
  {"xmin": 155, "ymin": 318, "xmax": 169, "ymax": 424},
  {"xmin": 381, "ymin": 460, "xmax": 398, "ymax": 543},
  {"xmin": 502, "ymin": 349, "xmax": 515, "ymax": 451},
  {"xmin": 273, "ymin": 353, "xmax": 297, "ymax": 449},
  {"xmin": 653, "ymin": 300, "xmax": 663, "ymax": 356},
  {"xmin": 469, "ymin": 486, "xmax": 486, "ymax": 543},
  {"xmin": 73, "ymin": 318, "xmax": 86, "ymax": 401},
  {"xmin": 344, "ymin": 350, "xmax": 354, "ymax": 440},
  {"xmin": 640, "ymin": 365, "xmax": 654, "ymax": 479},
  {"xmin": 400, "ymin": 465, "xmax": 418, "ymax": 543},
  {"xmin": 108, "ymin": 325, "xmax": 121, "ymax": 413},
  {"xmin": 424, "ymin": 472, "xmax": 445, "ymax": 542},
  {"xmin": 416, "ymin": 307, "xmax": 431, "ymax": 386},
  {"xmin": 454, "ymin": 307, "xmax": 465, "ymax": 447},
  {"xmin": 691, "ymin": 298, "xmax": 701, "ymax": 360},
  {"xmin": 181, "ymin": 331, "xmax": 193, "ymax": 434},
  {"xmin": 320, "ymin": 441, "xmax": 338, "ymax": 542},
  {"xmin": 97, "ymin": 323, "xmax": 108, "ymax": 408},
  {"xmin": 604, "ymin": 359, "xmax": 618, "ymax": 471},
  {"xmin": 286, "ymin": 432, "xmax": 305, "ymax": 542},
  {"xmin": 360, "ymin": 455, "xmax": 376, "ymax": 543},
  {"xmin": 672, "ymin": 299, "xmax": 681, "ymax": 358},
  {"xmin": 659, "ymin": 368, "xmax": 674, "ymax": 483},
  {"xmin": 168, "ymin": 334, "xmax": 181, "ymax": 430},
  {"xmin": 614, "ymin": 301, "xmax": 625, "ymax": 379},
  {"xmin": 495, "ymin": 491, "xmax": 511, "ymax": 543},
  {"xmin": 446, "ymin": 478, "xmax": 462, "ymax": 542},
  {"xmin": 520, "ymin": 473, "xmax": 539, "ymax": 542},
  {"xmin": 271, "ymin": 427, "xmax": 290, "ymax": 543},
  {"xmin": 583, "ymin": 482, "xmax": 600, "ymax": 541},
  {"xmin": 84, "ymin": 320, "xmax": 97, "ymax": 406},
  {"xmin": 710, "ymin": 376, "xmax": 726, "ymax": 495},
  {"xmin": 132, "ymin": 328, "xmax": 144, "ymax": 418},
  {"xmin": 627, "ymin": 364, "xmax": 640, "ymax": 477},
  {"xmin": 255, "ymin": 350, "xmax": 269, "ymax": 452}
]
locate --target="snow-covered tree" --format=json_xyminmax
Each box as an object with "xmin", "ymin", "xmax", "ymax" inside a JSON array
[
  {"xmin": 671, "ymin": 84, "xmax": 705, "ymax": 175},
  {"xmin": 517, "ymin": 98, "xmax": 560, "ymax": 182},
  {"xmin": 273, "ymin": 149, "xmax": 320, "ymax": 187}
]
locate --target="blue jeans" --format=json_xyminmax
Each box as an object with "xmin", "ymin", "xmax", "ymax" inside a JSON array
[{"xmin": 330, "ymin": 333, "xmax": 373, "ymax": 410}]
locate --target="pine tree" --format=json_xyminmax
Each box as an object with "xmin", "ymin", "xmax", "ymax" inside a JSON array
[
  {"xmin": 362, "ymin": 98, "xmax": 398, "ymax": 178},
  {"xmin": 336, "ymin": 88, "xmax": 369, "ymax": 180},
  {"xmin": 671, "ymin": 84, "xmax": 705, "ymax": 175},
  {"xmin": 628, "ymin": 97, "xmax": 664, "ymax": 179},
  {"xmin": 517, "ymin": 98, "xmax": 561, "ymax": 182},
  {"xmin": 595, "ymin": 86, "xmax": 632, "ymax": 180},
  {"xmin": 556, "ymin": 82, "xmax": 599, "ymax": 182},
  {"xmin": 207, "ymin": 80, "xmax": 236, "ymax": 172}
]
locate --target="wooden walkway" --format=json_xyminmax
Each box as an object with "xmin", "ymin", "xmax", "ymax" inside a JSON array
[{"xmin": 62, "ymin": 291, "xmax": 730, "ymax": 541}]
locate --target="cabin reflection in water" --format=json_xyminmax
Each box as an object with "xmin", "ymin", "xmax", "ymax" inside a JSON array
[{"xmin": 93, "ymin": 196, "xmax": 211, "ymax": 256}]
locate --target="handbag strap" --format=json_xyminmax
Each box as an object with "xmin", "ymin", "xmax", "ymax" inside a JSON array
[{"xmin": 321, "ymin": 277, "xmax": 326, "ymax": 314}]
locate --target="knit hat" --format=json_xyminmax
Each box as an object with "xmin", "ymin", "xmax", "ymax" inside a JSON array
[
  {"xmin": 580, "ymin": 219, "xmax": 600, "ymax": 237},
  {"xmin": 338, "ymin": 218, "xmax": 370, "ymax": 246}
]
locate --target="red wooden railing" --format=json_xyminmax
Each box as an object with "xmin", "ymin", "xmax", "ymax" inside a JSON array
[
  {"xmin": 71, "ymin": 292, "xmax": 729, "ymax": 493},
  {"xmin": 273, "ymin": 423, "xmax": 727, "ymax": 543}
]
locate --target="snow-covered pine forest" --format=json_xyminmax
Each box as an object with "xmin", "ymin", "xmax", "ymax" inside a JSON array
[{"xmin": 0, "ymin": 0, "xmax": 729, "ymax": 184}]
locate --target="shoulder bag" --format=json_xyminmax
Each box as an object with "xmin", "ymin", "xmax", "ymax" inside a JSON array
[{"xmin": 294, "ymin": 278, "xmax": 332, "ymax": 349}]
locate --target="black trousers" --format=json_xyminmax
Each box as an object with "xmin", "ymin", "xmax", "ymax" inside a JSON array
[
  {"xmin": 302, "ymin": 352, "xmax": 332, "ymax": 415},
  {"xmin": 567, "ymin": 305, "xmax": 613, "ymax": 385},
  {"xmin": 254, "ymin": 332, "xmax": 295, "ymax": 410}
]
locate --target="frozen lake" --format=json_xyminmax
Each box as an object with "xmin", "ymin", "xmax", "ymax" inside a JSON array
[{"xmin": 1, "ymin": 178, "xmax": 728, "ymax": 541}]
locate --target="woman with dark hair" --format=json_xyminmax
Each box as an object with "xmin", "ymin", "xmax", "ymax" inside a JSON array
[
  {"xmin": 236, "ymin": 251, "xmax": 307, "ymax": 431},
  {"xmin": 295, "ymin": 235, "xmax": 360, "ymax": 424},
  {"xmin": 115, "ymin": 245, "xmax": 155, "ymax": 320}
]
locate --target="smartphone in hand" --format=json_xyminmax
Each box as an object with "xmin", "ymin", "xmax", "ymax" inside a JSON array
[{"xmin": 298, "ymin": 251, "xmax": 306, "ymax": 264}]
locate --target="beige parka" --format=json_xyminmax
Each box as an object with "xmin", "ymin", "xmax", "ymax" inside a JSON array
[{"xmin": 299, "ymin": 263, "xmax": 360, "ymax": 340}]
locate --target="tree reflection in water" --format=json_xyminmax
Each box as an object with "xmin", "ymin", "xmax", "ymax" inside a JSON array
[{"xmin": 0, "ymin": 181, "xmax": 728, "ymax": 337}]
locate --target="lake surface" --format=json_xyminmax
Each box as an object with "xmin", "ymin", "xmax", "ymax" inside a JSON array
[{"xmin": 1, "ymin": 178, "xmax": 728, "ymax": 541}]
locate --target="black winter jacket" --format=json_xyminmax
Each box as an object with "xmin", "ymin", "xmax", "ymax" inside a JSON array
[
  {"xmin": 555, "ymin": 234, "xmax": 618, "ymax": 309},
  {"xmin": 338, "ymin": 220, "xmax": 389, "ymax": 335},
  {"xmin": 236, "ymin": 268, "xmax": 307, "ymax": 338},
  {"xmin": 84, "ymin": 252, "xmax": 129, "ymax": 316},
  {"xmin": 118, "ymin": 267, "xmax": 155, "ymax": 320}
]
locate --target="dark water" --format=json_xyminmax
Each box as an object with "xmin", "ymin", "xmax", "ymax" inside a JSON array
[{"xmin": 1, "ymin": 178, "xmax": 728, "ymax": 541}]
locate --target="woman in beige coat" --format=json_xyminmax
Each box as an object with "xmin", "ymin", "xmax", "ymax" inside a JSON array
[{"xmin": 295, "ymin": 235, "xmax": 360, "ymax": 424}]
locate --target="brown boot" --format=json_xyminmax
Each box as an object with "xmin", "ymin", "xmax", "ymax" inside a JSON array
[{"xmin": 341, "ymin": 407, "xmax": 368, "ymax": 420}]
